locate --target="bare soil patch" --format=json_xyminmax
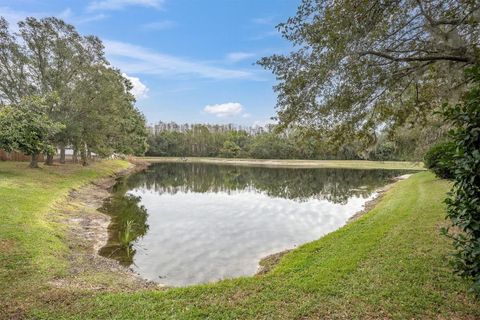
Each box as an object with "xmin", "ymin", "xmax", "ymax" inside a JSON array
[{"xmin": 48, "ymin": 160, "xmax": 162, "ymax": 293}]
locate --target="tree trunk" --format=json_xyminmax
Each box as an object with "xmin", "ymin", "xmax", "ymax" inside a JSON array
[
  {"xmin": 81, "ymin": 148, "xmax": 89, "ymax": 166},
  {"xmin": 59, "ymin": 144, "xmax": 66, "ymax": 164},
  {"xmin": 73, "ymin": 149, "xmax": 78, "ymax": 164},
  {"xmin": 29, "ymin": 153, "xmax": 39, "ymax": 168},
  {"xmin": 44, "ymin": 154, "xmax": 54, "ymax": 165}
]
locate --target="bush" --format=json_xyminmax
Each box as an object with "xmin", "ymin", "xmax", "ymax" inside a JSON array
[
  {"xmin": 442, "ymin": 65, "xmax": 480, "ymax": 295},
  {"xmin": 424, "ymin": 142, "xmax": 456, "ymax": 179}
]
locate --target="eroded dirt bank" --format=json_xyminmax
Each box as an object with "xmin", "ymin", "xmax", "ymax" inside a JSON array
[{"xmin": 48, "ymin": 160, "xmax": 161, "ymax": 293}]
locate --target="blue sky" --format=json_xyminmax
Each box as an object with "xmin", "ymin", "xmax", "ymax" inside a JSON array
[{"xmin": 0, "ymin": 0, "xmax": 300, "ymax": 126}]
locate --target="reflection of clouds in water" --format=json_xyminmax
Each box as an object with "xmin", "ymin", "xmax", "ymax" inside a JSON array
[{"xmin": 128, "ymin": 189, "xmax": 374, "ymax": 286}]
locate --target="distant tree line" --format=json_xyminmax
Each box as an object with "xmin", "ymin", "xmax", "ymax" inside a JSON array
[
  {"xmin": 146, "ymin": 121, "xmax": 444, "ymax": 161},
  {"xmin": 0, "ymin": 17, "xmax": 148, "ymax": 167}
]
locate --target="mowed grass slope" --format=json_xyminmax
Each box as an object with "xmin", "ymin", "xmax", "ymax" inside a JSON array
[
  {"xmin": 0, "ymin": 160, "xmax": 130, "ymax": 318},
  {"xmin": 28, "ymin": 171, "xmax": 479, "ymax": 319}
]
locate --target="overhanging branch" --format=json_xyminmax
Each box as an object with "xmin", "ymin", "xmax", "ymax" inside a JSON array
[{"xmin": 360, "ymin": 50, "xmax": 472, "ymax": 63}]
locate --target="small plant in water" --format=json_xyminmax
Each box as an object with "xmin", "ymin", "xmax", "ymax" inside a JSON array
[{"xmin": 119, "ymin": 220, "xmax": 136, "ymax": 257}]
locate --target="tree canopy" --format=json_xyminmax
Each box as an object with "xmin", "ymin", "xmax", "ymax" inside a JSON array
[
  {"xmin": 0, "ymin": 17, "xmax": 147, "ymax": 166},
  {"xmin": 0, "ymin": 95, "xmax": 64, "ymax": 167},
  {"xmin": 146, "ymin": 122, "xmax": 430, "ymax": 161},
  {"xmin": 259, "ymin": 0, "xmax": 480, "ymax": 145}
]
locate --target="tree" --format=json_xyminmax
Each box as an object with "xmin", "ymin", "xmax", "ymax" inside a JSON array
[
  {"xmin": 69, "ymin": 66, "xmax": 147, "ymax": 165},
  {"xmin": 0, "ymin": 17, "xmax": 147, "ymax": 166},
  {"xmin": 16, "ymin": 17, "xmax": 106, "ymax": 165},
  {"xmin": 0, "ymin": 18, "xmax": 31, "ymax": 105},
  {"xmin": 259, "ymin": 0, "xmax": 479, "ymax": 145},
  {"xmin": 259, "ymin": 0, "xmax": 480, "ymax": 292},
  {"xmin": 220, "ymin": 140, "xmax": 241, "ymax": 158},
  {"xmin": 0, "ymin": 96, "xmax": 64, "ymax": 167}
]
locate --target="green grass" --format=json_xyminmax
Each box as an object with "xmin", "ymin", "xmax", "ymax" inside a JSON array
[
  {"xmin": 0, "ymin": 160, "xmax": 130, "ymax": 318},
  {"xmin": 139, "ymin": 156, "xmax": 425, "ymax": 170},
  {"xmin": 1, "ymin": 161, "xmax": 478, "ymax": 319}
]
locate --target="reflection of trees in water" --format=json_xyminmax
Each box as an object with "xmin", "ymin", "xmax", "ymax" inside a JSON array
[
  {"xmin": 99, "ymin": 163, "xmax": 410, "ymax": 266},
  {"xmin": 125, "ymin": 163, "xmax": 409, "ymax": 204},
  {"xmin": 98, "ymin": 190, "xmax": 149, "ymax": 266}
]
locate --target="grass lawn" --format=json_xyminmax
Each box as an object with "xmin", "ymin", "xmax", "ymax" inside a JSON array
[
  {"xmin": 0, "ymin": 160, "xmax": 131, "ymax": 319},
  {"xmin": 1, "ymin": 161, "xmax": 478, "ymax": 319},
  {"xmin": 139, "ymin": 156, "xmax": 425, "ymax": 171}
]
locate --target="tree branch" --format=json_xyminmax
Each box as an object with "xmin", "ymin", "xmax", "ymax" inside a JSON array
[{"xmin": 360, "ymin": 50, "xmax": 472, "ymax": 63}]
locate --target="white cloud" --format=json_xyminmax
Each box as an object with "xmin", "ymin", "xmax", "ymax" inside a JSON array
[
  {"xmin": 122, "ymin": 73, "xmax": 149, "ymax": 99},
  {"xmin": 204, "ymin": 102, "xmax": 244, "ymax": 117},
  {"xmin": 252, "ymin": 17, "xmax": 274, "ymax": 25},
  {"xmin": 0, "ymin": 6, "xmax": 107, "ymax": 29},
  {"xmin": 241, "ymin": 113, "xmax": 252, "ymax": 118},
  {"xmin": 87, "ymin": 0, "xmax": 164, "ymax": 11},
  {"xmin": 142, "ymin": 20, "xmax": 176, "ymax": 31},
  {"xmin": 104, "ymin": 40, "xmax": 254, "ymax": 80},
  {"xmin": 226, "ymin": 52, "xmax": 255, "ymax": 63},
  {"xmin": 58, "ymin": 8, "xmax": 108, "ymax": 24},
  {"xmin": 249, "ymin": 30, "xmax": 279, "ymax": 41},
  {"xmin": 0, "ymin": 6, "xmax": 41, "ymax": 28}
]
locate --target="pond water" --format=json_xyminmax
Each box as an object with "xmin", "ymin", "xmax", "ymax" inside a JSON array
[{"xmin": 99, "ymin": 163, "xmax": 410, "ymax": 286}]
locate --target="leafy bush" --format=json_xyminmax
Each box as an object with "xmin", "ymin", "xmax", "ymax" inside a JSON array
[
  {"xmin": 424, "ymin": 142, "xmax": 456, "ymax": 179},
  {"xmin": 442, "ymin": 65, "xmax": 480, "ymax": 295},
  {"xmin": 371, "ymin": 141, "xmax": 396, "ymax": 161}
]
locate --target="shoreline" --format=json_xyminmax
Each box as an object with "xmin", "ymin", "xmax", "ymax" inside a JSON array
[
  {"xmin": 137, "ymin": 156, "xmax": 425, "ymax": 171},
  {"xmin": 4, "ymin": 161, "xmax": 478, "ymax": 318},
  {"xmin": 256, "ymin": 173, "xmax": 413, "ymax": 275},
  {"xmin": 50, "ymin": 159, "xmax": 159, "ymax": 292},
  {"xmin": 83, "ymin": 162, "xmax": 414, "ymax": 285}
]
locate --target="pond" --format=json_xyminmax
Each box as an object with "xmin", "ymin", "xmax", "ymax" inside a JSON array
[{"xmin": 99, "ymin": 162, "xmax": 410, "ymax": 286}]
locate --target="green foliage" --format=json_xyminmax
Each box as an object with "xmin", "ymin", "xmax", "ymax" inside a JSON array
[
  {"xmin": 443, "ymin": 66, "xmax": 480, "ymax": 294},
  {"xmin": 259, "ymin": 1, "xmax": 478, "ymax": 144},
  {"xmin": 0, "ymin": 96, "xmax": 64, "ymax": 166},
  {"xmin": 118, "ymin": 220, "xmax": 135, "ymax": 259},
  {"xmin": 99, "ymin": 191, "xmax": 149, "ymax": 265},
  {"xmin": 370, "ymin": 141, "xmax": 396, "ymax": 161},
  {"xmin": 145, "ymin": 126, "xmax": 431, "ymax": 161},
  {"xmin": 220, "ymin": 140, "xmax": 241, "ymax": 158},
  {"xmin": 424, "ymin": 142, "xmax": 456, "ymax": 179},
  {"xmin": 0, "ymin": 17, "xmax": 147, "ymax": 164}
]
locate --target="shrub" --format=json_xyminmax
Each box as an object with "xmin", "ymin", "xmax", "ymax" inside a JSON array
[
  {"xmin": 424, "ymin": 142, "xmax": 456, "ymax": 179},
  {"xmin": 442, "ymin": 65, "xmax": 480, "ymax": 295}
]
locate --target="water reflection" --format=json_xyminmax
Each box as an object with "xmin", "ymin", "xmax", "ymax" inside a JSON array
[{"xmin": 99, "ymin": 163, "xmax": 410, "ymax": 286}]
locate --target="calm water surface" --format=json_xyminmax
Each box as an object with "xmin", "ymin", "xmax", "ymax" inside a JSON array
[{"xmin": 99, "ymin": 163, "xmax": 409, "ymax": 286}]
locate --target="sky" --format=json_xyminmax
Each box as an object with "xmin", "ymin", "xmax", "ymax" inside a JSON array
[{"xmin": 0, "ymin": 0, "xmax": 300, "ymax": 126}]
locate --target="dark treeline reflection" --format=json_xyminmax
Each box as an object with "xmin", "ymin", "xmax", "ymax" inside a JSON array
[
  {"xmin": 118, "ymin": 163, "xmax": 410, "ymax": 204},
  {"xmin": 98, "ymin": 192, "xmax": 149, "ymax": 266},
  {"xmin": 99, "ymin": 163, "xmax": 411, "ymax": 268}
]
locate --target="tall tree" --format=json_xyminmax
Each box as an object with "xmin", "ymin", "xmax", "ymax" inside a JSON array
[
  {"xmin": 0, "ymin": 18, "xmax": 31, "ymax": 105},
  {"xmin": 0, "ymin": 17, "xmax": 147, "ymax": 166},
  {"xmin": 259, "ymin": 0, "xmax": 479, "ymax": 145},
  {"xmin": 17, "ymin": 17, "xmax": 106, "ymax": 164}
]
